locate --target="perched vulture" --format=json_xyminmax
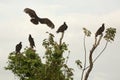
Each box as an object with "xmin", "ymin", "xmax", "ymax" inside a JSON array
[
  {"xmin": 28, "ymin": 34, "xmax": 35, "ymax": 48},
  {"xmin": 24, "ymin": 8, "xmax": 55, "ymax": 29},
  {"xmin": 56, "ymin": 22, "xmax": 68, "ymax": 33},
  {"xmin": 95, "ymin": 23, "xmax": 105, "ymax": 37},
  {"xmin": 16, "ymin": 42, "xmax": 22, "ymax": 54}
]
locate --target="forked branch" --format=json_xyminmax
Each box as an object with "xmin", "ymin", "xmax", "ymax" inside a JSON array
[{"xmin": 84, "ymin": 34, "xmax": 103, "ymax": 80}]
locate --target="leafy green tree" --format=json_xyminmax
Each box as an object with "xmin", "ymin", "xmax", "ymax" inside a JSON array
[{"xmin": 5, "ymin": 32, "xmax": 73, "ymax": 80}]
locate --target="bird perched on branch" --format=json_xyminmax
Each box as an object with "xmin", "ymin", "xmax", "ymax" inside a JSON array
[
  {"xmin": 56, "ymin": 22, "xmax": 68, "ymax": 33},
  {"xmin": 15, "ymin": 42, "xmax": 22, "ymax": 54},
  {"xmin": 24, "ymin": 8, "xmax": 55, "ymax": 29},
  {"xmin": 28, "ymin": 34, "xmax": 35, "ymax": 48},
  {"xmin": 95, "ymin": 23, "xmax": 105, "ymax": 37}
]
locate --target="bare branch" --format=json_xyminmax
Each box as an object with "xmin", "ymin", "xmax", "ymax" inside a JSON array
[
  {"xmin": 65, "ymin": 52, "xmax": 70, "ymax": 64},
  {"xmin": 84, "ymin": 34, "xmax": 103, "ymax": 80},
  {"xmin": 59, "ymin": 32, "xmax": 64, "ymax": 46},
  {"xmin": 93, "ymin": 41, "xmax": 108, "ymax": 63},
  {"xmin": 81, "ymin": 35, "xmax": 87, "ymax": 80},
  {"xmin": 84, "ymin": 40, "xmax": 108, "ymax": 70},
  {"xmin": 83, "ymin": 35, "xmax": 87, "ymax": 68}
]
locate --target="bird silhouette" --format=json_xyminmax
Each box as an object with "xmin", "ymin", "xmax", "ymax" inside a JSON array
[
  {"xmin": 56, "ymin": 22, "xmax": 68, "ymax": 33},
  {"xmin": 95, "ymin": 23, "xmax": 105, "ymax": 37},
  {"xmin": 15, "ymin": 42, "xmax": 22, "ymax": 54},
  {"xmin": 24, "ymin": 8, "xmax": 55, "ymax": 29},
  {"xmin": 28, "ymin": 34, "xmax": 35, "ymax": 48},
  {"xmin": 30, "ymin": 18, "xmax": 39, "ymax": 25}
]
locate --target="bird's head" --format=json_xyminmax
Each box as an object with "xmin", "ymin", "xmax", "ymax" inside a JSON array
[
  {"xmin": 64, "ymin": 22, "xmax": 66, "ymax": 24},
  {"xmin": 29, "ymin": 34, "xmax": 32, "ymax": 37},
  {"xmin": 20, "ymin": 42, "xmax": 22, "ymax": 44},
  {"xmin": 64, "ymin": 22, "xmax": 68, "ymax": 27},
  {"xmin": 102, "ymin": 23, "xmax": 105, "ymax": 27}
]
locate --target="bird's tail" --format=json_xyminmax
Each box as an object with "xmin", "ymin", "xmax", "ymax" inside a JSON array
[{"xmin": 30, "ymin": 18, "xmax": 39, "ymax": 25}]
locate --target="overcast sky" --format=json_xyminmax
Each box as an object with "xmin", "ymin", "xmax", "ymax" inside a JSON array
[{"xmin": 0, "ymin": 0, "xmax": 120, "ymax": 80}]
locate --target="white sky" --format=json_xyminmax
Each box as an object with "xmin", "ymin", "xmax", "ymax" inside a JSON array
[{"xmin": 0, "ymin": 0, "xmax": 120, "ymax": 80}]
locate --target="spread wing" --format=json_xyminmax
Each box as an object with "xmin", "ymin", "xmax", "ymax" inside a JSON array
[
  {"xmin": 38, "ymin": 18, "xmax": 55, "ymax": 29},
  {"xmin": 24, "ymin": 8, "xmax": 38, "ymax": 19}
]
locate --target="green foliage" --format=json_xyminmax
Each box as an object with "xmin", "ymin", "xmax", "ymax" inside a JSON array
[
  {"xmin": 104, "ymin": 27, "xmax": 116, "ymax": 42},
  {"xmin": 83, "ymin": 28, "xmax": 91, "ymax": 37},
  {"xmin": 75, "ymin": 60, "xmax": 82, "ymax": 69},
  {"xmin": 5, "ymin": 48, "xmax": 44, "ymax": 80},
  {"xmin": 5, "ymin": 33, "xmax": 73, "ymax": 80},
  {"xmin": 42, "ymin": 33, "xmax": 73, "ymax": 80}
]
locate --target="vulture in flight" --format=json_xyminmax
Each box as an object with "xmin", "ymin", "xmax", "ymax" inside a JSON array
[
  {"xmin": 15, "ymin": 42, "xmax": 22, "ymax": 54},
  {"xmin": 28, "ymin": 34, "xmax": 35, "ymax": 48},
  {"xmin": 56, "ymin": 22, "xmax": 68, "ymax": 33},
  {"xmin": 24, "ymin": 8, "xmax": 55, "ymax": 29},
  {"xmin": 95, "ymin": 23, "xmax": 105, "ymax": 37}
]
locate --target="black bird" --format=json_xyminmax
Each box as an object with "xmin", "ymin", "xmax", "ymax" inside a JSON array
[
  {"xmin": 28, "ymin": 34, "xmax": 35, "ymax": 48},
  {"xmin": 24, "ymin": 8, "xmax": 55, "ymax": 29},
  {"xmin": 56, "ymin": 22, "xmax": 68, "ymax": 33},
  {"xmin": 15, "ymin": 42, "xmax": 22, "ymax": 54},
  {"xmin": 95, "ymin": 23, "xmax": 105, "ymax": 37},
  {"xmin": 30, "ymin": 18, "xmax": 39, "ymax": 25}
]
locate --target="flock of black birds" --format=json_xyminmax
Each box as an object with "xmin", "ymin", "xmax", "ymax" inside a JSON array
[
  {"xmin": 15, "ymin": 8, "xmax": 105, "ymax": 54},
  {"xmin": 15, "ymin": 8, "xmax": 68, "ymax": 54},
  {"xmin": 15, "ymin": 34, "xmax": 35, "ymax": 54}
]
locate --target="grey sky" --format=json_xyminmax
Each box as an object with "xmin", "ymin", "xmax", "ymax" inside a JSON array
[{"xmin": 0, "ymin": 0, "xmax": 120, "ymax": 80}]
